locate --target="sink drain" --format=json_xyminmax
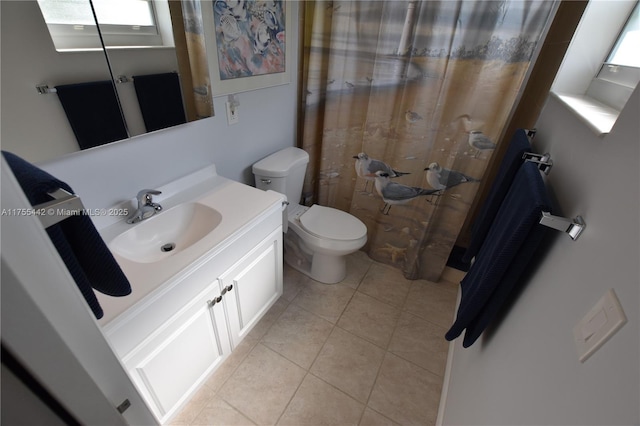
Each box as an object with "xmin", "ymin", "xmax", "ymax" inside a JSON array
[{"xmin": 161, "ymin": 243, "xmax": 176, "ymax": 253}]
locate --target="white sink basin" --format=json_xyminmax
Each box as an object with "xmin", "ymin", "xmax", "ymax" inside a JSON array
[{"xmin": 110, "ymin": 202, "xmax": 222, "ymax": 263}]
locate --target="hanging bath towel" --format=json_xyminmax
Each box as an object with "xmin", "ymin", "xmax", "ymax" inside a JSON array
[
  {"xmin": 133, "ymin": 72, "xmax": 186, "ymax": 132},
  {"xmin": 56, "ymin": 81, "xmax": 128, "ymax": 150},
  {"xmin": 462, "ymin": 129, "xmax": 533, "ymax": 264},
  {"xmin": 446, "ymin": 161, "xmax": 552, "ymax": 347},
  {"xmin": 2, "ymin": 151, "xmax": 131, "ymax": 319}
]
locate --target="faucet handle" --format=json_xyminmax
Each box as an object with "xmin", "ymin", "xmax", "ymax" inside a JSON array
[{"xmin": 136, "ymin": 189, "xmax": 161, "ymax": 203}]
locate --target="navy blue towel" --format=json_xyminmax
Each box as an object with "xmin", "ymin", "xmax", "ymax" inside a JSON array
[
  {"xmin": 55, "ymin": 81, "xmax": 128, "ymax": 150},
  {"xmin": 462, "ymin": 129, "xmax": 532, "ymax": 264},
  {"xmin": 133, "ymin": 72, "xmax": 186, "ymax": 132},
  {"xmin": 2, "ymin": 151, "xmax": 131, "ymax": 319},
  {"xmin": 446, "ymin": 162, "xmax": 551, "ymax": 347}
]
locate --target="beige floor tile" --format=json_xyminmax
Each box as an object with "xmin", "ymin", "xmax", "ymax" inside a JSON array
[
  {"xmin": 440, "ymin": 266, "xmax": 466, "ymax": 284},
  {"xmin": 340, "ymin": 251, "xmax": 374, "ymax": 289},
  {"xmin": 246, "ymin": 296, "xmax": 289, "ymax": 341},
  {"xmin": 166, "ymin": 384, "xmax": 215, "ymax": 425},
  {"xmin": 388, "ymin": 311, "xmax": 449, "ymax": 377},
  {"xmin": 359, "ymin": 408, "xmax": 399, "ymax": 426},
  {"xmin": 220, "ymin": 344, "xmax": 306, "ymax": 425},
  {"xmin": 337, "ymin": 292, "xmax": 401, "ymax": 348},
  {"xmin": 262, "ymin": 303, "xmax": 334, "ymax": 369},
  {"xmin": 173, "ymin": 257, "xmax": 455, "ymax": 426},
  {"xmin": 368, "ymin": 353, "xmax": 442, "ymax": 426},
  {"xmin": 310, "ymin": 327, "xmax": 385, "ymax": 403},
  {"xmin": 403, "ymin": 280, "xmax": 458, "ymax": 329},
  {"xmin": 357, "ymin": 263, "xmax": 412, "ymax": 308},
  {"xmin": 282, "ymin": 265, "xmax": 309, "ymax": 301},
  {"xmin": 205, "ymin": 338, "xmax": 257, "ymax": 392},
  {"xmin": 192, "ymin": 396, "xmax": 256, "ymax": 426},
  {"xmin": 292, "ymin": 280, "xmax": 355, "ymax": 323},
  {"xmin": 277, "ymin": 374, "xmax": 364, "ymax": 426}
]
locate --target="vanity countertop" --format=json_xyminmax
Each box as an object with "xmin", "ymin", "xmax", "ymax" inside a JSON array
[{"xmin": 95, "ymin": 166, "xmax": 284, "ymax": 325}]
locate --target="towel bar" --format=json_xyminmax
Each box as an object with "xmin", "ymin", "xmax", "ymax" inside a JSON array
[
  {"xmin": 37, "ymin": 71, "xmax": 180, "ymax": 93},
  {"xmin": 523, "ymin": 152, "xmax": 553, "ymax": 175},
  {"xmin": 539, "ymin": 211, "xmax": 586, "ymax": 241},
  {"xmin": 34, "ymin": 188, "xmax": 86, "ymax": 228},
  {"xmin": 117, "ymin": 71, "xmax": 180, "ymax": 85}
]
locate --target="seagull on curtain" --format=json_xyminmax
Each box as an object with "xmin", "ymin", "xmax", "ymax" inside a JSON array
[
  {"xmin": 468, "ymin": 130, "xmax": 496, "ymax": 157},
  {"xmin": 405, "ymin": 110, "xmax": 423, "ymax": 123},
  {"xmin": 353, "ymin": 152, "xmax": 410, "ymax": 192},
  {"xmin": 374, "ymin": 171, "xmax": 441, "ymax": 215},
  {"xmin": 424, "ymin": 162, "xmax": 480, "ymax": 191}
]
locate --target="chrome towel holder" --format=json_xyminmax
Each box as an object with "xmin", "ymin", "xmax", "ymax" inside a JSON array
[
  {"xmin": 539, "ymin": 212, "xmax": 586, "ymax": 241},
  {"xmin": 523, "ymin": 150, "xmax": 585, "ymax": 241},
  {"xmin": 33, "ymin": 188, "xmax": 85, "ymax": 229}
]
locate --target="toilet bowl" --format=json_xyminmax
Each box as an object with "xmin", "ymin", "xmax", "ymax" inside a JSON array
[
  {"xmin": 285, "ymin": 204, "xmax": 367, "ymax": 283},
  {"xmin": 252, "ymin": 147, "xmax": 368, "ymax": 284}
]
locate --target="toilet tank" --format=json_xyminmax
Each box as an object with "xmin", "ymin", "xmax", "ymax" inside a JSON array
[{"xmin": 253, "ymin": 147, "xmax": 309, "ymax": 205}]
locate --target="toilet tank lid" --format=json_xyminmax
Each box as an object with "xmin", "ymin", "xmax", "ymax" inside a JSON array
[{"xmin": 252, "ymin": 147, "xmax": 309, "ymax": 178}]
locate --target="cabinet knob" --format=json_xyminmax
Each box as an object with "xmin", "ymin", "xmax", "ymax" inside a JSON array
[
  {"xmin": 207, "ymin": 295, "xmax": 223, "ymax": 307},
  {"xmin": 116, "ymin": 399, "xmax": 131, "ymax": 414},
  {"xmin": 226, "ymin": 284, "xmax": 234, "ymax": 292}
]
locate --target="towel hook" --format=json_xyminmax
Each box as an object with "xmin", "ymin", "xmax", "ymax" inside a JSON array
[{"xmin": 36, "ymin": 84, "xmax": 57, "ymax": 94}]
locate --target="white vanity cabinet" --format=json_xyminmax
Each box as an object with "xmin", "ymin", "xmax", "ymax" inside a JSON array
[
  {"xmin": 220, "ymin": 231, "xmax": 282, "ymax": 348},
  {"xmin": 103, "ymin": 201, "xmax": 283, "ymax": 424},
  {"xmin": 121, "ymin": 283, "xmax": 231, "ymax": 419}
]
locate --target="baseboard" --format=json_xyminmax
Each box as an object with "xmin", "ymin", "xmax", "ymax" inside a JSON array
[{"xmin": 436, "ymin": 287, "xmax": 462, "ymax": 425}]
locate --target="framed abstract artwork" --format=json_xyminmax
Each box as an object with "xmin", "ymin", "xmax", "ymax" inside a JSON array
[{"xmin": 209, "ymin": 0, "xmax": 292, "ymax": 96}]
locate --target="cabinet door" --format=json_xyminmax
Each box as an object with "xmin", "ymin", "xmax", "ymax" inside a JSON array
[
  {"xmin": 221, "ymin": 229, "xmax": 283, "ymax": 348},
  {"xmin": 123, "ymin": 285, "xmax": 231, "ymax": 422}
]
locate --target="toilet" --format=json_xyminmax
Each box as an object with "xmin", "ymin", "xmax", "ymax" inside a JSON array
[{"xmin": 253, "ymin": 147, "xmax": 367, "ymax": 284}]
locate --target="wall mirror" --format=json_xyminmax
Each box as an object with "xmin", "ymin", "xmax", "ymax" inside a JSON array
[{"xmin": 0, "ymin": 0, "xmax": 214, "ymax": 164}]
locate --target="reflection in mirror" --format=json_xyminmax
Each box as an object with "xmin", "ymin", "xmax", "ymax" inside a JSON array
[
  {"xmin": 92, "ymin": 0, "xmax": 214, "ymax": 136},
  {"xmin": 0, "ymin": 0, "xmax": 213, "ymax": 164},
  {"xmin": 1, "ymin": 0, "xmax": 114, "ymax": 162}
]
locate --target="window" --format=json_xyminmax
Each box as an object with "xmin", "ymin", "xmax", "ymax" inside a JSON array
[
  {"xmin": 37, "ymin": 0, "xmax": 165, "ymax": 51},
  {"xmin": 552, "ymin": 0, "xmax": 639, "ymax": 136},
  {"xmin": 586, "ymin": 1, "xmax": 639, "ymax": 111}
]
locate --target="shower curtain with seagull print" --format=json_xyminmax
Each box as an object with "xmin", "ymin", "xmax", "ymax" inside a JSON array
[{"xmin": 299, "ymin": 0, "xmax": 555, "ymax": 281}]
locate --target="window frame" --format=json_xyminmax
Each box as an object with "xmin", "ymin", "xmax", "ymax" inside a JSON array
[
  {"xmin": 586, "ymin": 1, "xmax": 639, "ymax": 111},
  {"xmin": 551, "ymin": 0, "xmax": 639, "ymax": 136}
]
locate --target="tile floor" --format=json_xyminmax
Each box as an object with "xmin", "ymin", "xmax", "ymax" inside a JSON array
[{"xmin": 169, "ymin": 251, "xmax": 464, "ymax": 426}]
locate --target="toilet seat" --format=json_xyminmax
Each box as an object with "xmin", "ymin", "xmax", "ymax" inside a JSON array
[{"xmin": 299, "ymin": 205, "xmax": 367, "ymax": 241}]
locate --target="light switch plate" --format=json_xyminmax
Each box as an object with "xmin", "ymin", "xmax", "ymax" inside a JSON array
[{"xmin": 573, "ymin": 289, "xmax": 627, "ymax": 363}]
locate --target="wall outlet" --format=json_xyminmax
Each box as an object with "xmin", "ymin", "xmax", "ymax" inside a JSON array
[{"xmin": 225, "ymin": 101, "xmax": 239, "ymax": 125}]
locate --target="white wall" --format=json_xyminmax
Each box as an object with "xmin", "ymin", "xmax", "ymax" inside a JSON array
[{"xmin": 441, "ymin": 87, "xmax": 639, "ymax": 425}]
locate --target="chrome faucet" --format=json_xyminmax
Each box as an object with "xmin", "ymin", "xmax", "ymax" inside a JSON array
[{"xmin": 127, "ymin": 189, "xmax": 163, "ymax": 224}]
